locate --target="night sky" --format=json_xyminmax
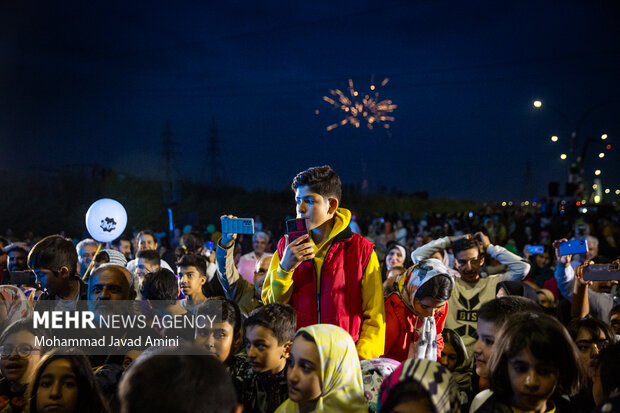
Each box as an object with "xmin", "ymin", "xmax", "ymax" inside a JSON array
[{"xmin": 2, "ymin": 0, "xmax": 619, "ymax": 201}]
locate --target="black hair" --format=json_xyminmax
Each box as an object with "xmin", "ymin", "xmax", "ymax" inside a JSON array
[
  {"xmin": 415, "ymin": 274, "xmax": 453, "ymax": 302},
  {"xmin": 0, "ymin": 237, "xmax": 9, "ymax": 248},
  {"xmin": 136, "ymin": 249, "xmax": 161, "ymax": 266},
  {"xmin": 180, "ymin": 231, "xmax": 204, "ymax": 254},
  {"xmin": 596, "ymin": 341, "xmax": 620, "ymax": 397},
  {"xmin": 379, "ymin": 381, "xmax": 435, "ymax": 413},
  {"xmin": 567, "ymin": 317, "xmax": 615, "ymax": 344},
  {"xmin": 119, "ymin": 347, "xmax": 238, "ymax": 413},
  {"xmin": 244, "ymin": 304, "xmax": 297, "ymax": 345},
  {"xmin": 489, "ymin": 312, "xmax": 584, "ymax": 399},
  {"xmin": 291, "ymin": 165, "xmax": 342, "ymax": 202},
  {"xmin": 477, "ymin": 296, "xmax": 542, "ymax": 326},
  {"xmin": 136, "ymin": 230, "xmax": 157, "ymax": 245},
  {"xmin": 196, "ymin": 297, "xmax": 242, "ymax": 338},
  {"xmin": 27, "ymin": 235, "xmax": 78, "ymax": 277},
  {"xmin": 94, "ymin": 251, "xmax": 111, "ymax": 264},
  {"xmin": 6, "ymin": 246, "xmax": 27, "ymax": 256},
  {"xmin": 0, "ymin": 318, "xmax": 49, "ymax": 350},
  {"xmin": 451, "ymin": 237, "xmax": 480, "ymax": 257},
  {"xmin": 610, "ymin": 304, "xmax": 620, "ymax": 319},
  {"xmin": 140, "ymin": 268, "xmax": 178, "ymax": 302},
  {"xmin": 28, "ymin": 348, "xmax": 109, "ymax": 413},
  {"xmin": 176, "ymin": 254, "xmax": 207, "ymax": 277},
  {"xmin": 442, "ymin": 329, "xmax": 468, "ymax": 367},
  {"xmin": 111, "ymin": 236, "xmax": 131, "ymax": 248}
]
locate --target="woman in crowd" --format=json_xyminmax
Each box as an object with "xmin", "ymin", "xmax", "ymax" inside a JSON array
[
  {"xmin": 0, "ymin": 319, "xmax": 46, "ymax": 413},
  {"xmin": 567, "ymin": 317, "xmax": 616, "ymax": 411},
  {"xmin": 378, "ymin": 358, "xmax": 460, "ymax": 413},
  {"xmin": 27, "ymin": 347, "xmax": 109, "ymax": 413},
  {"xmin": 474, "ymin": 312, "xmax": 584, "ymax": 412},
  {"xmin": 277, "ymin": 324, "xmax": 367, "ymax": 412},
  {"xmin": 384, "ymin": 258, "xmax": 454, "ymax": 361},
  {"xmin": 381, "ymin": 242, "xmax": 409, "ymax": 282}
]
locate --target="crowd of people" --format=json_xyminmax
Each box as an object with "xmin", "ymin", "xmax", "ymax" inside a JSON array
[{"xmin": 0, "ymin": 165, "xmax": 618, "ymax": 413}]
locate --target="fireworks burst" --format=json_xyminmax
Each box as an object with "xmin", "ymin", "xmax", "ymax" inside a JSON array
[{"xmin": 322, "ymin": 77, "xmax": 397, "ymax": 131}]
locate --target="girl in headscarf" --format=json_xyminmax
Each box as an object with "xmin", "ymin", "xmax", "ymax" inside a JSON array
[
  {"xmin": 378, "ymin": 358, "xmax": 460, "ymax": 413},
  {"xmin": 384, "ymin": 258, "xmax": 454, "ymax": 362},
  {"xmin": 276, "ymin": 324, "xmax": 367, "ymax": 413},
  {"xmin": 0, "ymin": 286, "xmax": 31, "ymax": 331}
]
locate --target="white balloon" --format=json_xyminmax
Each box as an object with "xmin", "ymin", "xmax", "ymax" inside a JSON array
[{"xmin": 85, "ymin": 198, "xmax": 128, "ymax": 242}]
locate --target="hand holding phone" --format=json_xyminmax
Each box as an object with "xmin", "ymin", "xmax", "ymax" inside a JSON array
[
  {"xmin": 559, "ymin": 239, "xmax": 588, "ymax": 256},
  {"xmin": 280, "ymin": 227, "xmax": 314, "ymax": 272},
  {"xmin": 220, "ymin": 215, "xmax": 253, "ymax": 246},
  {"xmin": 525, "ymin": 245, "xmax": 545, "ymax": 255},
  {"xmin": 552, "ymin": 238, "xmax": 571, "ymax": 265}
]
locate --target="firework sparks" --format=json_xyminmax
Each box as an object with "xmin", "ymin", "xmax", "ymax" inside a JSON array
[{"xmin": 323, "ymin": 77, "xmax": 397, "ymax": 131}]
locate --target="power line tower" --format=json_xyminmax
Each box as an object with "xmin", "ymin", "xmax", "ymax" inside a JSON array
[
  {"xmin": 202, "ymin": 116, "xmax": 226, "ymax": 185},
  {"xmin": 161, "ymin": 121, "xmax": 181, "ymax": 204}
]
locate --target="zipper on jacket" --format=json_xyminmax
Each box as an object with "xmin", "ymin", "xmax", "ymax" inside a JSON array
[{"xmin": 317, "ymin": 242, "xmax": 337, "ymax": 324}]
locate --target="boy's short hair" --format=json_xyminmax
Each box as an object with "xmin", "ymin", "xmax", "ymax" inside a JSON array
[
  {"xmin": 27, "ymin": 235, "xmax": 78, "ymax": 276},
  {"xmin": 197, "ymin": 297, "xmax": 242, "ymax": 338},
  {"xmin": 291, "ymin": 165, "xmax": 342, "ymax": 202},
  {"xmin": 451, "ymin": 237, "xmax": 480, "ymax": 256},
  {"xmin": 136, "ymin": 230, "xmax": 156, "ymax": 243},
  {"xmin": 244, "ymin": 304, "xmax": 297, "ymax": 345},
  {"xmin": 176, "ymin": 254, "xmax": 207, "ymax": 277},
  {"xmin": 140, "ymin": 268, "xmax": 178, "ymax": 301},
  {"xmin": 5, "ymin": 245, "xmax": 27, "ymax": 256},
  {"xmin": 119, "ymin": 346, "xmax": 238, "ymax": 413},
  {"xmin": 477, "ymin": 296, "xmax": 542, "ymax": 326},
  {"xmin": 136, "ymin": 249, "xmax": 161, "ymax": 266}
]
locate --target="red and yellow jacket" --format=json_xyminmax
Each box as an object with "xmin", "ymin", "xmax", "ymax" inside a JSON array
[{"xmin": 261, "ymin": 208, "xmax": 385, "ymax": 360}]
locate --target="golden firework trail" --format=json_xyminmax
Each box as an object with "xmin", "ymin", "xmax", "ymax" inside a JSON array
[{"xmin": 323, "ymin": 77, "xmax": 397, "ymax": 131}]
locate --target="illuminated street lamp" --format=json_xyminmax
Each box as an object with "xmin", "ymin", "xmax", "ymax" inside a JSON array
[
  {"xmin": 560, "ymin": 153, "xmax": 567, "ymax": 160},
  {"xmin": 533, "ymin": 100, "xmax": 542, "ymax": 108},
  {"xmin": 605, "ymin": 189, "xmax": 610, "ymax": 194},
  {"xmin": 551, "ymin": 135, "xmax": 558, "ymax": 142},
  {"xmin": 601, "ymin": 134, "xmax": 608, "ymax": 140},
  {"xmin": 599, "ymin": 152, "xmax": 605, "ymax": 158},
  {"xmin": 594, "ymin": 169, "xmax": 601, "ymax": 175}
]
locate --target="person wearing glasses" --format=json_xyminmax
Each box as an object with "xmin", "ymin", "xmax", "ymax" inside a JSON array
[
  {"xmin": 0, "ymin": 318, "xmax": 47, "ymax": 413},
  {"xmin": 412, "ymin": 233, "xmax": 530, "ymax": 354}
]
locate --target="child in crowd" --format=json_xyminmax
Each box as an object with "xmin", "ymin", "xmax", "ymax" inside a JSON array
[
  {"xmin": 276, "ymin": 324, "xmax": 367, "ymax": 412},
  {"xmin": 474, "ymin": 312, "xmax": 584, "ymax": 413},
  {"xmin": 233, "ymin": 304, "xmax": 296, "ymax": 413},
  {"xmin": 377, "ymin": 358, "xmax": 460, "ymax": 413},
  {"xmin": 177, "ymin": 254, "xmax": 225, "ymax": 312},
  {"xmin": 469, "ymin": 296, "xmax": 542, "ymax": 410},
  {"xmin": 0, "ymin": 319, "xmax": 47, "ymax": 413},
  {"xmin": 441, "ymin": 328, "xmax": 471, "ymax": 405},
  {"xmin": 194, "ymin": 297, "xmax": 243, "ymax": 370},
  {"xmin": 360, "ymin": 358, "xmax": 401, "ymax": 413},
  {"xmin": 261, "ymin": 166, "xmax": 385, "ymax": 360},
  {"xmin": 567, "ymin": 317, "xmax": 616, "ymax": 411},
  {"xmin": 609, "ymin": 304, "xmax": 620, "ymax": 335},
  {"xmin": 27, "ymin": 348, "xmax": 109, "ymax": 413},
  {"xmin": 384, "ymin": 258, "xmax": 454, "ymax": 361}
]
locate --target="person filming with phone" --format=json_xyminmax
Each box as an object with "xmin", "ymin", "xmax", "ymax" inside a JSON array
[
  {"xmin": 553, "ymin": 237, "xmax": 618, "ymax": 323},
  {"xmin": 261, "ymin": 165, "xmax": 385, "ymax": 360}
]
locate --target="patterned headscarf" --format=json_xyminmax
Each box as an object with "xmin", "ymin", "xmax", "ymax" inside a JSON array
[
  {"xmin": 276, "ymin": 324, "xmax": 368, "ymax": 413},
  {"xmin": 361, "ymin": 358, "xmax": 401, "ymax": 412},
  {"xmin": 0, "ymin": 286, "xmax": 31, "ymax": 327},
  {"xmin": 401, "ymin": 258, "xmax": 454, "ymax": 361},
  {"xmin": 378, "ymin": 359, "xmax": 459, "ymax": 413}
]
